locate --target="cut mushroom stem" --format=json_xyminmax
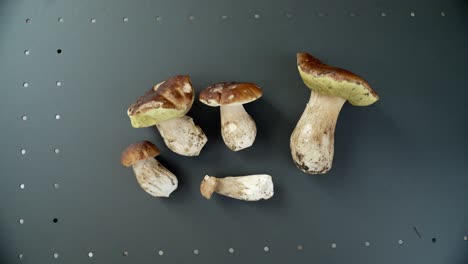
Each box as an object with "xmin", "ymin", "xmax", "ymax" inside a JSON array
[
  {"xmin": 200, "ymin": 174, "xmax": 274, "ymax": 201},
  {"xmin": 220, "ymin": 104, "xmax": 256, "ymax": 151},
  {"xmin": 156, "ymin": 115, "xmax": 207, "ymax": 156},
  {"xmin": 291, "ymin": 92, "xmax": 345, "ymax": 174},
  {"xmin": 132, "ymin": 158, "xmax": 178, "ymax": 197}
]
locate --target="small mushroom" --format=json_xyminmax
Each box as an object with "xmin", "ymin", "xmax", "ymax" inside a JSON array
[
  {"xmin": 291, "ymin": 52, "xmax": 379, "ymax": 174},
  {"xmin": 200, "ymin": 174, "xmax": 274, "ymax": 201},
  {"xmin": 127, "ymin": 75, "xmax": 207, "ymax": 156},
  {"xmin": 121, "ymin": 141, "xmax": 178, "ymax": 197},
  {"xmin": 199, "ymin": 82, "xmax": 262, "ymax": 151}
]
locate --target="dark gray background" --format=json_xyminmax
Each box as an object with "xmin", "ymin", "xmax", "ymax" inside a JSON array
[{"xmin": 0, "ymin": 0, "xmax": 467, "ymax": 263}]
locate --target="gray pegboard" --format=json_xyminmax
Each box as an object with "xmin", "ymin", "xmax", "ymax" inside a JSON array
[{"xmin": 0, "ymin": 0, "xmax": 467, "ymax": 263}]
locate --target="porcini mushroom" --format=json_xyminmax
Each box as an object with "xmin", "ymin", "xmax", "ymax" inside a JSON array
[
  {"xmin": 291, "ymin": 52, "xmax": 379, "ymax": 174},
  {"xmin": 121, "ymin": 141, "xmax": 178, "ymax": 197},
  {"xmin": 127, "ymin": 75, "xmax": 207, "ymax": 156},
  {"xmin": 199, "ymin": 82, "xmax": 262, "ymax": 151},
  {"xmin": 200, "ymin": 174, "xmax": 273, "ymax": 201}
]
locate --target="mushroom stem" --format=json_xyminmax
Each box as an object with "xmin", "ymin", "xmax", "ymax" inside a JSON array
[
  {"xmin": 132, "ymin": 158, "xmax": 178, "ymax": 197},
  {"xmin": 290, "ymin": 91, "xmax": 346, "ymax": 174},
  {"xmin": 156, "ymin": 115, "xmax": 207, "ymax": 156},
  {"xmin": 220, "ymin": 104, "xmax": 256, "ymax": 151},
  {"xmin": 200, "ymin": 174, "xmax": 274, "ymax": 201}
]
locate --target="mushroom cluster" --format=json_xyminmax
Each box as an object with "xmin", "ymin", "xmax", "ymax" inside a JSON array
[{"xmin": 120, "ymin": 52, "xmax": 379, "ymax": 200}]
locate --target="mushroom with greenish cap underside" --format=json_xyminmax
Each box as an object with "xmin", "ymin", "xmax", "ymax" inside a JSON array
[
  {"xmin": 121, "ymin": 141, "xmax": 178, "ymax": 197},
  {"xmin": 200, "ymin": 174, "xmax": 274, "ymax": 201},
  {"xmin": 291, "ymin": 52, "xmax": 379, "ymax": 174},
  {"xmin": 199, "ymin": 82, "xmax": 263, "ymax": 151},
  {"xmin": 127, "ymin": 75, "xmax": 207, "ymax": 156}
]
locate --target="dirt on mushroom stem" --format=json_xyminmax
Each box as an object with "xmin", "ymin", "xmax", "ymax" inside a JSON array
[
  {"xmin": 290, "ymin": 91, "xmax": 345, "ymax": 174},
  {"xmin": 132, "ymin": 158, "xmax": 178, "ymax": 197},
  {"xmin": 156, "ymin": 115, "xmax": 207, "ymax": 156},
  {"xmin": 220, "ymin": 104, "xmax": 257, "ymax": 151}
]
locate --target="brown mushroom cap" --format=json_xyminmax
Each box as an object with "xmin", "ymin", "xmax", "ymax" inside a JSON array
[
  {"xmin": 297, "ymin": 52, "xmax": 379, "ymax": 106},
  {"xmin": 199, "ymin": 82, "xmax": 263, "ymax": 107},
  {"xmin": 127, "ymin": 75, "xmax": 195, "ymax": 128},
  {"xmin": 121, "ymin": 141, "xmax": 160, "ymax": 167}
]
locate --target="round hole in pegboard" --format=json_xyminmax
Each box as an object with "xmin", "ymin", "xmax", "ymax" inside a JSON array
[
  {"xmin": 193, "ymin": 249, "xmax": 199, "ymax": 255},
  {"xmin": 263, "ymin": 246, "xmax": 269, "ymax": 252},
  {"xmin": 25, "ymin": 18, "xmax": 30, "ymax": 23},
  {"xmin": 57, "ymin": 49, "xmax": 62, "ymax": 54},
  {"xmin": 22, "ymin": 82, "xmax": 29, "ymax": 88},
  {"xmin": 432, "ymin": 237, "xmax": 437, "ymax": 243},
  {"xmin": 18, "ymin": 253, "xmax": 23, "ymax": 259},
  {"xmin": 88, "ymin": 252, "xmax": 94, "ymax": 258},
  {"xmin": 123, "ymin": 17, "xmax": 129, "ymax": 22},
  {"xmin": 19, "ymin": 218, "xmax": 24, "ymax": 224},
  {"xmin": 55, "ymin": 114, "xmax": 61, "ymax": 120},
  {"xmin": 155, "ymin": 16, "xmax": 162, "ymax": 22},
  {"xmin": 53, "ymin": 252, "xmax": 59, "ymax": 259},
  {"xmin": 20, "ymin": 149, "xmax": 26, "ymax": 155},
  {"xmin": 365, "ymin": 241, "xmax": 371, "ymax": 247},
  {"xmin": 58, "ymin": 17, "xmax": 63, "ymax": 23},
  {"xmin": 228, "ymin": 247, "xmax": 234, "ymax": 254},
  {"xmin": 398, "ymin": 239, "xmax": 404, "ymax": 245},
  {"xmin": 158, "ymin": 250, "xmax": 164, "ymax": 256},
  {"xmin": 21, "ymin": 115, "xmax": 27, "ymax": 121},
  {"xmin": 122, "ymin": 251, "xmax": 128, "ymax": 256},
  {"xmin": 20, "ymin": 183, "xmax": 25, "ymax": 189},
  {"xmin": 331, "ymin": 243, "xmax": 337, "ymax": 249},
  {"xmin": 54, "ymin": 183, "xmax": 60, "ymax": 189},
  {"xmin": 253, "ymin": 14, "xmax": 260, "ymax": 19},
  {"xmin": 53, "ymin": 218, "xmax": 58, "ymax": 223},
  {"xmin": 24, "ymin": 50, "xmax": 30, "ymax": 55},
  {"xmin": 56, "ymin": 81, "xmax": 62, "ymax": 87},
  {"xmin": 90, "ymin": 18, "xmax": 96, "ymax": 23},
  {"xmin": 410, "ymin": 12, "xmax": 415, "ymax": 17},
  {"xmin": 54, "ymin": 148, "xmax": 60, "ymax": 154},
  {"xmin": 297, "ymin": 244, "xmax": 303, "ymax": 251}
]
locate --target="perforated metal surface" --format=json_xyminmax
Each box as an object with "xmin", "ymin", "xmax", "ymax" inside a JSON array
[{"xmin": 1, "ymin": 0, "xmax": 467, "ymax": 263}]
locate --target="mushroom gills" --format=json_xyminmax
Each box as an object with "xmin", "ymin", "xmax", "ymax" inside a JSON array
[
  {"xmin": 200, "ymin": 174, "xmax": 273, "ymax": 201},
  {"xmin": 132, "ymin": 158, "xmax": 178, "ymax": 197},
  {"xmin": 156, "ymin": 115, "xmax": 207, "ymax": 156},
  {"xmin": 290, "ymin": 91, "xmax": 345, "ymax": 174},
  {"xmin": 220, "ymin": 104, "xmax": 256, "ymax": 151}
]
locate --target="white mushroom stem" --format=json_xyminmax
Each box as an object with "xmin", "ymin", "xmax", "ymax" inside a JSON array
[
  {"xmin": 290, "ymin": 91, "xmax": 346, "ymax": 174},
  {"xmin": 132, "ymin": 158, "xmax": 178, "ymax": 197},
  {"xmin": 156, "ymin": 115, "xmax": 207, "ymax": 156},
  {"xmin": 200, "ymin": 174, "xmax": 274, "ymax": 201},
  {"xmin": 220, "ymin": 104, "xmax": 257, "ymax": 151}
]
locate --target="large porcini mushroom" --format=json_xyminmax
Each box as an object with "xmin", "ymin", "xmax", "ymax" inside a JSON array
[
  {"xmin": 127, "ymin": 75, "xmax": 207, "ymax": 156},
  {"xmin": 291, "ymin": 52, "xmax": 379, "ymax": 174},
  {"xmin": 199, "ymin": 82, "xmax": 262, "ymax": 151},
  {"xmin": 121, "ymin": 141, "xmax": 178, "ymax": 197},
  {"xmin": 200, "ymin": 174, "xmax": 273, "ymax": 201}
]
